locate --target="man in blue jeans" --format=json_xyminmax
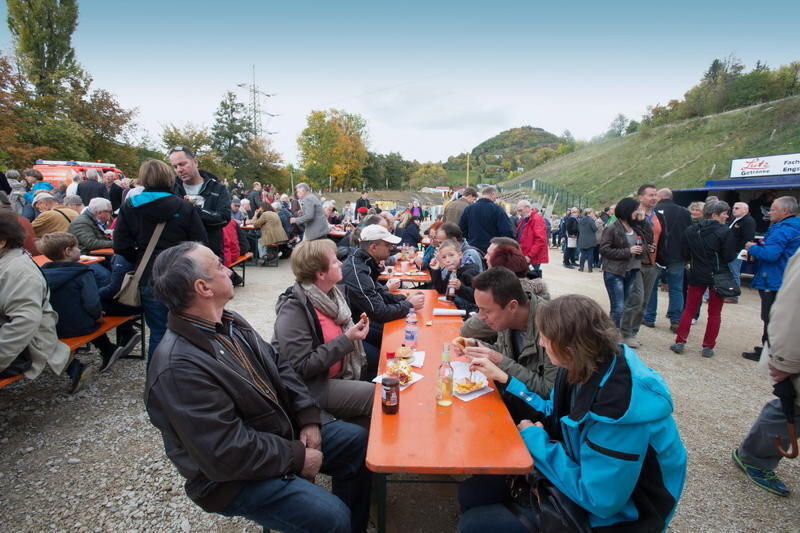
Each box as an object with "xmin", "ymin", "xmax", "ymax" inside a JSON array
[
  {"xmin": 144, "ymin": 242, "xmax": 370, "ymax": 532},
  {"xmin": 644, "ymin": 189, "xmax": 692, "ymax": 331}
]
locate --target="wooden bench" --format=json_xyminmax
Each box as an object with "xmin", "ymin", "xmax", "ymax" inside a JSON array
[
  {"xmin": 226, "ymin": 252, "xmax": 253, "ymax": 286},
  {"xmin": 262, "ymin": 242, "xmax": 287, "ymax": 268},
  {"xmin": 0, "ymin": 374, "xmax": 24, "ymax": 388},
  {"xmin": 60, "ymin": 314, "xmax": 145, "ymax": 360}
]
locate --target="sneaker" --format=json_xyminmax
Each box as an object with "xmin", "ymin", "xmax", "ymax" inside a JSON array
[
  {"xmin": 670, "ymin": 322, "xmax": 680, "ymax": 333},
  {"xmin": 642, "ymin": 321, "xmax": 655, "ymax": 328},
  {"xmin": 732, "ymin": 448, "xmax": 790, "ymax": 496},
  {"xmin": 701, "ymin": 347, "xmax": 715, "ymax": 358},
  {"xmin": 623, "ymin": 337, "xmax": 641, "ymax": 348},
  {"xmin": 68, "ymin": 361, "xmax": 96, "ymax": 394},
  {"xmin": 742, "ymin": 346, "xmax": 762, "ymax": 362},
  {"xmin": 669, "ymin": 343, "xmax": 685, "ymax": 354},
  {"xmin": 101, "ymin": 332, "xmax": 140, "ymax": 373}
]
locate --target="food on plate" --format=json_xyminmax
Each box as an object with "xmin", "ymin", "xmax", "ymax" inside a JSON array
[
  {"xmin": 425, "ymin": 320, "xmax": 433, "ymax": 327},
  {"xmin": 385, "ymin": 359, "xmax": 413, "ymax": 385},
  {"xmin": 452, "ymin": 336, "xmax": 477, "ymax": 349},
  {"xmin": 454, "ymin": 376, "xmax": 487, "ymax": 394},
  {"xmin": 396, "ymin": 345, "xmax": 414, "ymax": 359}
]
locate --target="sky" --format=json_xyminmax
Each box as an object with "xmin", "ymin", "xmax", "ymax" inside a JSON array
[{"xmin": 0, "ymin": 1, "xmax": 797, "ymax": 166}]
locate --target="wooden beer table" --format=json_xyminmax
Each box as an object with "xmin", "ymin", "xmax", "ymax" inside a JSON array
[
  {"xmin": 89, "ymin": 248, "xmax": 114, "ymax": 255},
  {"xmin": 377, "ymin": 260, "xmax": 432, "ymax": 284},
  {"xmin": 33, "ymin": 255, "xmax": 105, "ymax": 266},
  {"xmin": 367, "ymin": 290, "xmax": 532, "ymax": 532}
]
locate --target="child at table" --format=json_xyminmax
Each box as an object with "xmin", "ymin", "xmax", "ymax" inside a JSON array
[
  {"xmin": 429, "ymin": 239, "xmax": 479, "ymax": 313},
  {"xmin": 38, "ymin": 233, "xmax": 138, "ymax": 373}
]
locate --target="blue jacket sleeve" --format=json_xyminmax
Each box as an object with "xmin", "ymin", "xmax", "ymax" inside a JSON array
[
  {"xmin": 749, "ymin": 227, "xmax": 790, "ymax": 263},
  {"xmin": 520, "ymin": 420, "xmax": 651, "ymax": 519},
  {"xmin": 80, "ymin": 272, "xmax": 103, "ymax": 320},
  {"xmin": 505, "ymin": 376, "xmax": 552, "ymax": 417}
]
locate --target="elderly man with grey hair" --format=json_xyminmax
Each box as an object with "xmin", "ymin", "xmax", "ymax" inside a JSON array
[
  {"xmin": 63, "ymin": 194, "xmax": 84, "ymax": 213},
  {"xmin": 77, "ymin": 168, "xmax": 109, "ymax": 206},
  {"xmin": 742, "ymin": 196, "xmax": 800, "ymax": 361},
  {"xmin": 69, "ymin": 197, "xmax": 113, "ymax": 254},
  {"xmin": 143, "ymin": 241, "xmax": 370, "ymax": 533},
  {"xmin": 66, "ymin": 172, "xmax": 82, "ymax": 196},
  {"xmin": 725, "ymin": 202, "xmax": 756, "ymax": 304},
  {"xmin": 290, "ymin": 182, "xmax": 329, "ymax": 241}
]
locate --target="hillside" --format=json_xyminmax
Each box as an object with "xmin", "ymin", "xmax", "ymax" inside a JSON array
[{"xmin": 500, "ymin": 96, "xmax": 800, "ymax": 206}]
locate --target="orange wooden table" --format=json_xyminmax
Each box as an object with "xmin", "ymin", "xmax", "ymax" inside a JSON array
[
  {"xmin": 89, "ymin": 248, "xmax": 114, "ymax": 255},
  {"xmin": 377, "ymin": 259, "xmax": 432, "ymax": 284},
  {"xmin": 33, "ymin": 255, "xmax": 105, "ymax": 266},
  {"xmin": 367, "ymin": 289, "xmax": 532, "ymax": 531}
]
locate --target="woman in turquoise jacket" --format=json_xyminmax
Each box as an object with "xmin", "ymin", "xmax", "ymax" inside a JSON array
[{"xmin": 461, "ymin": 294, "xmax": 687, "ymax": 532}]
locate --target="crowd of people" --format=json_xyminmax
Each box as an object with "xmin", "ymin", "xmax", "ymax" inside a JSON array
[{"xmin": 1, "ymin": 155, "xmax": 799, "ymax": 532}]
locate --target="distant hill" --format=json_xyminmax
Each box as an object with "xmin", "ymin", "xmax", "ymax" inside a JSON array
[
  {"xmin": 443, "ymin": 126, "xmax": 564, "ymax": 185},
  {"xmin": 500, "ymin": 96, "xmax": 800, "ymax": 206}
]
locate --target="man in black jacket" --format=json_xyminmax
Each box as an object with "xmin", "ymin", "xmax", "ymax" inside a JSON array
[
  {"xmin": 727, "ymin": 202, "xmax": 756, "ymax": 303},
  {"xmin": 341, "ymin": 224, "xmax": 424, "ymax": 348},
  {"xmin": 458, "ymin": 186, "xmax": 514, "ymax": 253},
  {"xmin": 168, "ymin": 146, "xmax": 231, "ymax": 258},
  {"xmin": 76, "ymin": 169, "xmax": 108, "ymax": 206},
  {"xmin": 354, "ymin": 191, "xmax": 370, "ymax": 214},
  {"xmin": 652, "ymin": 188, "xmax": 692, "ymax": 330},
  {"xmin": 145, "ymin": 242, "xmax": 370, "ymax": 533}
]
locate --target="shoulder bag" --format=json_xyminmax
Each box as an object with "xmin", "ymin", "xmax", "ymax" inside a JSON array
[
  {"xmin": 712, "ymin": 250, "xmax": 741, "ymax": 298},
  {"xmin": 114, "ymin": 222, "xmax": 166, "ymax": 307}
]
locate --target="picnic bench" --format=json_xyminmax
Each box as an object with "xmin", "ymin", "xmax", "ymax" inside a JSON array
[
  {"xmin": 60, "ymin": 315, "xmax": 145, "ymax": 360},
  {"xmin": 367, "ymin": 289, "xmax": 532, "ymax": 532},
  {"xmin": 377, "ymin": 259, "xmax": 432, "ymax": 284},
  {"xmin": 0, "ymin": 374, "xmax": 24, "ymax": 388},
  {"xmin": 33, "ymin": 255, "xmax": 105, "ymax": 267},
  {"xmin": 226, "ymin": 252, "xmax": 254, "ymax": 285}
]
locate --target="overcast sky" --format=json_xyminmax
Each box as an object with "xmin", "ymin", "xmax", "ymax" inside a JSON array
[{"xmin": 0, "ymin": 1, "xmax": 796, "ymax": 165}]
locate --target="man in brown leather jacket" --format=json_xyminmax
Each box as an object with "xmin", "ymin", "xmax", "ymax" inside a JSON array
[{"xmin": 144, "ymin": 242, "xmax": 370, "ymax": 532}]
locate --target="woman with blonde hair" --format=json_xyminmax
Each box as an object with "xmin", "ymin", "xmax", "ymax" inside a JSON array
[
  {"xmin": 114, "ymin": 159, "xmax": 206, "ymax": 360},
  {"xmin": 460, "ymin": 294, "xmax": 687, "ymax": 532},
  {"xmin": 273, "ymin": 239, "xmax": 377, "ymax": 425}
]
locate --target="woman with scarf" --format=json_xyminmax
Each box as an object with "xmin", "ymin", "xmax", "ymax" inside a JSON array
[{"xmin": 273, "ymin": 239, "xmax": 376, "ymax": 428}]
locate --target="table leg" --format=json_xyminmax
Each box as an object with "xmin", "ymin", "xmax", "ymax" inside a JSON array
[{"xmin": 377, "ymin": 473, "xmax": 387, "ymax": 533}]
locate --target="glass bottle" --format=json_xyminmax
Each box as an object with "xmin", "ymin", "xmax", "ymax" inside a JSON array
[{"xmin": 436, "ymin": 343, "xmax": 453, "ymax": 407}]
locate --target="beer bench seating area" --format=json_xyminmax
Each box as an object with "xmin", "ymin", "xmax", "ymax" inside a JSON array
[
  {"xmin": 261, "ymin": 243, "xmax": 285, "ymax": 268},
  {"xmin": 226, "ymin": 252, "xmax": 254, "ymax": 285}
]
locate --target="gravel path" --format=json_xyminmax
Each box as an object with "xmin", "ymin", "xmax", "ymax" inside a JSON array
[{"xmin": 1, "ymin": 253, "xmax": 798, "ymax": 532}]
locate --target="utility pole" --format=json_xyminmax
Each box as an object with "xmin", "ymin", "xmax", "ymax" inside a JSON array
[
  {"xmin": 237, "ymin": 65, "xmax": 279, "ymax": 137},
  {"xmin": 466, "ymin": 152, "xmax": 470, "ymax": 187}
]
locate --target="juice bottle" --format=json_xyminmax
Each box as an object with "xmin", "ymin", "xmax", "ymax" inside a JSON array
[{"xmin": 436, "ymin": 343, "xmax": 453, "ymax": 407}]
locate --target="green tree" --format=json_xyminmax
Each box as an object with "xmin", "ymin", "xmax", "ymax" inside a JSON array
[
  {"xmin": 409, "ymin": 162, "xmax": 447, "ymax": 189},
  {"xmin": 210, "ymin": 91, "xmax": 253, "ymax": 170},
  {"xmin": 7, "ymin": 0, "xmax": 79, "ymax": 98},
  {"xmin": 607, "ymin": 114, "xmax": 628, "ymax": 137},
  {"xmin": 237, "ymin": 136, "xmax": 288, "ymax": 189}
]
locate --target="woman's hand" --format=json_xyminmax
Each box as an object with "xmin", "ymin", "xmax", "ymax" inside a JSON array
[
  {"xmin": 469, "ymin": 357, "xmax": 508, "ymax": 384},
  {"xmin": 630, "ymin": 245, "xmax": 643, "ymax": 255},
  {"xmin": 517, "ymin": 420, "xmax": 544, "ymax": 432},
  {"xmin": 345, "ymin": 319, "xmax": 369, "ymax": 341}
]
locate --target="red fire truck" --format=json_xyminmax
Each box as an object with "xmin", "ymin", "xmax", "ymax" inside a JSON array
[{"xmin": 32, "ymin": 160, "xmax": 127, "ymax": 188}]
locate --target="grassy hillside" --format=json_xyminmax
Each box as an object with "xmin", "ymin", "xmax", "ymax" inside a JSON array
[{"xmin": 501, "ymin": 96, "xmax": 800, "ymax": 206}]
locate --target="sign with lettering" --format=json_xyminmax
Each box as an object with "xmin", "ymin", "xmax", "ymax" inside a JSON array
[{"xmin": 730, "ymin": 153, "xmax": 800, "ymax": 178}]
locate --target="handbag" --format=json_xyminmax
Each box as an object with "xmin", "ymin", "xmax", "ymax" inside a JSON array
[
  {"xmin": 567, "ymin": 236, "xmax": 578, "ymax": 249},
  {"xmin": 114, "ymin": 222, "xmax": 166, "ymax": 307},
  {"xmin": 506, "ymin": 472, "xmax": 592, "ymax": 533},
  {"xmin": 712, "ymin": 251, "xmax": 741, "ymax": 298}
]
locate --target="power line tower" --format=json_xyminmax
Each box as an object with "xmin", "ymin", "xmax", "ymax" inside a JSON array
[{"xmin": 237, "ymin": 65, "xmax": 278, "ymax": 137}]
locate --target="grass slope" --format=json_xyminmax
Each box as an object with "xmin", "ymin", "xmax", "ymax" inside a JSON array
[{"xmin": 501, "ymin": 96, "xmax": 800, "ymax": 206}]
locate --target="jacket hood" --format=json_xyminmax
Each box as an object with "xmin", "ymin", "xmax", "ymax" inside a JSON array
[
  {"xmin": 41, "ymin": 261, "xmax": 91, "ymax": 290},
  {"xmin": 569, "ymin": 345, "xmax": 673, "ymax": 428},
  {"xmin": 128, "ymin": 189, "xmax": 182, "ymax": 221}
]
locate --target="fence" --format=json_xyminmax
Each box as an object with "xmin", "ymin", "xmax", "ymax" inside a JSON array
[{"xmin": 511, "ymin": 178, "xmax": 589, "ymax": 211}]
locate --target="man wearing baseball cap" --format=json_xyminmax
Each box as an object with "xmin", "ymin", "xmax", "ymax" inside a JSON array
[
  {"xmin": 31, "ymin": 193, "xmax": 79, "ymax": 237},
  {"xmin": 341, "ymin": 224, "xmax": 425, "ymax": 351}
]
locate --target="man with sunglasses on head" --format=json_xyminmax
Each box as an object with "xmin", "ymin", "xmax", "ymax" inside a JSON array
[{"xmin": 168, "ymin": 146, "xmax": 231, "ymax": 259}]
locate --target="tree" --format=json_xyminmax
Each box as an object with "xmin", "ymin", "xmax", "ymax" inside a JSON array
[
  {"xmin": 607, "ymin": 114, "xmax": 628, "ymax": 137},
  {"xmin": 210, "ymin": 91, "xmax": 253, "ymax": 170},
  {"xmin": 625, "ymin": 120, "xmax": 640, "ymax": 135},
  {"xmin": 66, "ymin": 85, "xmax": 136, "ymax": 159},
  {"xmin": 297, "ymin": 109, "xmax": 369, "ymax": 190},
  {"xmin": 409, "ymin": 162, "xmax": 447, "ymax": 189},
  {"xmin": 237, "ymin": 136, "xmax": 287, "ymax": 189},
  {"xmin": 7, "ymin": 0, "xmax": 79, "ymax": 98}
]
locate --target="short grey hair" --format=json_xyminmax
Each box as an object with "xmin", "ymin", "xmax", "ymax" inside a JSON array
[
  {"xmin": 5, "ymin": 169, "xmax": 19, "ymax": 180},
  {"xmin": 85, "ymin": 169, "xmax": 100, "ymax": 181},
  {"xmin": 774, "ymin": 196, "xmax": 799, "ymax": 216},
  {"xmin": 87, "ymin": 197, "xmax": 112, "ymax": 214},
  {"xmin": 481, "ymin": 186, "xmax": 497, "ymax": 196},
  {"xmin": 296, "ymin": 182, "xmax": 310, "ymax": 192},
  {"xmin": 152, "ymin": 242, "xmax": 213, "ymax": 313},
  {"xmin": 703, "ymin": 200, "xmax": 730, "ymax": 218},
  {"xmin": 271, "ymin": 201, "xmax": 282, "ymax": 211},
  {"xmin": 63, "ymin": 195, "xmax": 83, "ymax": 207},
  {"xmin": 516, "ymin": 200, "xmax": 531, "ymax": 208}
]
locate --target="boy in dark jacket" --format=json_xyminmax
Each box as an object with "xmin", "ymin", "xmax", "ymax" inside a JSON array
[
  {"xmin": 39, "ymin": 233, "xmax": 137, "ymax": 373},
  {"xmin": 429, "ymin": 239, "xmax": 480, "ymax": 312}
]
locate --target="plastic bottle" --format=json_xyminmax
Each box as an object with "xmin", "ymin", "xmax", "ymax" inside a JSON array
[
  {"xmin": 437, "ymin": 343, "xmax": 454, "ymax": 407},
  {"xmin": 404, "ymin": 311, "xmax": 418, "ymax": 349}
]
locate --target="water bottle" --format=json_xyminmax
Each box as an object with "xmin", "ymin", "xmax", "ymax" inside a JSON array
[{"xmin": 404, "ymin": 311, "xmax": 418, "ymax": 349}]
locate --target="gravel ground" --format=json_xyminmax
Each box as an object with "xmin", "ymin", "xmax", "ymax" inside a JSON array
[{"xmin": 1, "ymin": 251, "xmax": 799, "ymax": 532}]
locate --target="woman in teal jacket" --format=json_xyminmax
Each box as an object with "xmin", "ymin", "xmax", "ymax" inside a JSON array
[{"xmin": 461, "ymin": 294, "xmax": 687, "ymax": 532}]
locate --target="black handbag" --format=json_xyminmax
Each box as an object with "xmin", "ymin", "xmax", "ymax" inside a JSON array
[
  {"xmin": 712, "ymin": 251, "xmax": 741, "ymax": 298},
  {"xmin": 531, "ymin": 471, "xmax": 592, "ymax": 533}
]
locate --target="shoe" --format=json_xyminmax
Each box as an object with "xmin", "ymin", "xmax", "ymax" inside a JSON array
[
  {"xmin": 578, "ymin": 268, "xmax": 584, "ymax": 272},
  {"xmin": 67, "ymin": 361, "xmax": 95, "ymax": 394},
  {"xmin": 732, "ymin": 448, "xmax": 790, "ymax": 496},
  {"xmin": 742, "ymin": 346, "xmax": 763, "ymax": 362},
  {"xmin": 724, "ymin": 298, "xmax": 738, "ymax": 304},
  {"xmin": 701, "ymin": 347, "xmax": 715, "ymax": 358},
  {"xmin": 670, "ymin": 343, "xmax": 685, "ymax": 354},
  {"xmin": 670, "ymin": 322, "xmax": 679, "ymax": 333},
  {"xmin": 563, "ymin": 264, "xmax": 575, "ymax": 269},
  {"xmin": 101, "ymin": 332, "xmax": 140, "ymax": 373},
  {"xmin": 623, "ymin": 337, "xmax": 641, "ymax": 348},
  {"xmin": 642, "ymin": 321, "xmax": 655, "ymax": 328},
  {"xmin": 587, "ymin": 269, "xmax": 593, "ymax": 273}
]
